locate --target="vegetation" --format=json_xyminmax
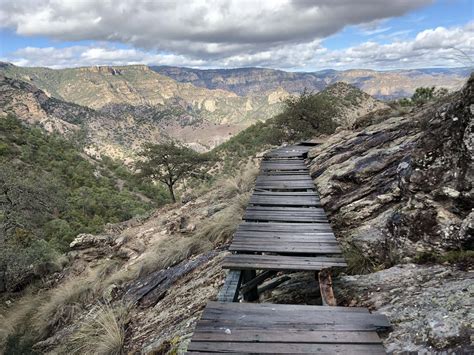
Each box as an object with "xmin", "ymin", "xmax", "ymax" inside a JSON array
[
  {"xmin": 136, "ymin": 141, "xmax": 213, "ymax": 202},
  {"xmin": 0, "ymin": 115, "xmax": 168, "ymax": 292},
  {"xmin": 215, "ymin": 90, "xmax": 340, "ymax": 172},
  {"xmin": 396, "ymin": 86, "xmax": 449, "ymax": 106},
  {"xmin": 275, "ymin": 89, "xmax": 339, "ymax": 140},
  {"xmin": 343, "ymin": 244, "xmax": 378, "ymax": 275},
  {"xmin": 70, "ymin": 303, "xmax": 129, "ymax": 355}
]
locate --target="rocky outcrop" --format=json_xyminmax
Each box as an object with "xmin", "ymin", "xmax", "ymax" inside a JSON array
[
  {"xmin": 306, "ymin": 75, "xmax": 473, "ymax": 353},
  {"xmin": 336, "ymin": 264, "xmax": 473, "ymax": 353},
  {"xmin": 308, "ymin": 74, "xmax": 473, "ymax": 260}
]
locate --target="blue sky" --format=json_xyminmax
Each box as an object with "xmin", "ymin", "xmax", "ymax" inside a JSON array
[{"xmin": 0, "ymin": 0, "xmax": 472, "ymax": 70}]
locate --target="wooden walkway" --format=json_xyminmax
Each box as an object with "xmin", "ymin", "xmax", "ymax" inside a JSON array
[{"xmin": 187, "ymin": 144, "xmax": 391, "ymax": 354}]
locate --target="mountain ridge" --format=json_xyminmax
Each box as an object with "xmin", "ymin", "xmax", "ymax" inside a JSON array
[{"xmin": 153, "ymin": 65, "xmax": 470, "ymax": 99}]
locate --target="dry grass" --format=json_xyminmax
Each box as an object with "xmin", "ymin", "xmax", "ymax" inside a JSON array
[
  {"xmin": 33, "ymin": 259, "xmax": 123, "ymax": 339},
  {"xmin": 33, "ymin": 278, "xmax": 95, "ymax": 338},
  {"xmin": 194, "ymin": 194, "xmax": 249, "ymax": 245},
  {"xmin": 0, "ymin": 289, "xmax": 45, "ymax": 351},
  {"xmin": 214, "ymin": 160, "xmax": 258, "ymax": 199},
  {"xmin": 70, "ymin": 303, "xmax": 129, "ymax": 355}
]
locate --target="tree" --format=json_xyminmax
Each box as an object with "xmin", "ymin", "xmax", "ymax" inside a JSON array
[
  {"xmin": 136, "ymin": 141, "xmax": 212, "ymax": 202},
  {"xmin": 275, "ymin": 89, "xmax": 339, "ymax": 141},
  {"xmin": 411, "ymin": 86, "xmax": 436, "ymax": 105}
]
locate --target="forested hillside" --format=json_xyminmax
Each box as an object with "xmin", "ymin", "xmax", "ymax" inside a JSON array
[{"xmin": 0, "ymin": 116, "xmax": 168, "ymax": 292}]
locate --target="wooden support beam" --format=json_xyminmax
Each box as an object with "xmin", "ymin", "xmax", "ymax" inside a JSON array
[
  {"xmin": 217, "ymin": 270, "xmax": 242, "ymax": 302},
  {"xmin": 318, "ymin": 269, "xmax": 336, "ymax": 306},
  {"xmin": 258, "ymin": 275, "xmax": 291, "ymax": 294},
  {"xmin": 241, "ymin": 269, "xmax": 259, "ymax": 301},
  {"xmin": 240, "ymin": 270, "xmax": 276, "ymax": 295}
]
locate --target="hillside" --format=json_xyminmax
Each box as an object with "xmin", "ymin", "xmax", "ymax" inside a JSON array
[
  {"xmin": 0, "ymin": 74, "xmax": 169, "ymax": 159},
  {"xmin": 0, "ymin": 115, "xmax": 169, "ymax": 292},
  {"xmin": 1, "ymin": 75, "xmax": 471, "ymax": 354},
  {"xmin": 154, "ymin": 65, "xmax": 469, "ymax": 99}
]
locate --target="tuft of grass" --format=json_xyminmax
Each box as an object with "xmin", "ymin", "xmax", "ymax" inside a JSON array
[
  {"xmin": 344, "ymin": 245, "xmax": 378, "ymax": 275},
  {"xmin": 194, "ymin": 194, "xmax": 249, "ymax": 246},
  {"xmin": 69, "ymin": 303, "xmax": 129, "ymax": 355},
  {"xmin": 33, "ymin": 278, "xmax": 95, "ymax": 338}
]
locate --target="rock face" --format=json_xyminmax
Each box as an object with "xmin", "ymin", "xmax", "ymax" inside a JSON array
[
  {"xmin": 336, "ymin": 264, "xmax": 473, "ymax": 353},
  {"xmin": 308, "ymin": 75, "xmax": 473, "ymax": 260}
]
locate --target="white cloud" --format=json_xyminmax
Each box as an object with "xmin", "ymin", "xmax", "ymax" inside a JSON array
[
  {"xmin": 0, "ymin": 0, "xmax": 432, "ymax": 60},
  {"xmin": 3, "ymin": 21, "xmax": 473, "ymax": 70}
]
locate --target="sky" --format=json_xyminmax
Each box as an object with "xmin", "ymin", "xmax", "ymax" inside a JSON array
[{"xmin": 0, "ymin": 0, "xmax": 472, "ymax": 71}]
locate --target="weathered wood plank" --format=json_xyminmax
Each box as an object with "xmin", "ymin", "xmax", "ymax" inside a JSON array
[
  {"xmin": 223, "ymin": 254, "xmax": 347, "ymax": 271},
  {"xmin": 187, "ymin": 342, "xmax": 386, "ymax": 354},
  {"xmin": 229, "ymin": 244, "xmax": 341, "ymax": 254},
  {"xmin": 237, "ymin": 222, "xmax": 334, "ymax": 232},
  {"xmin": 243, "ymin": 214, "xmax": 328, "ymax": 223},
  {"xmin": 202, "ymin": 301, "xmax": 370, "ymax": 314},
  {"xmin": 191, "ymin": 329, "xmax": 382, "ymax": 344}
]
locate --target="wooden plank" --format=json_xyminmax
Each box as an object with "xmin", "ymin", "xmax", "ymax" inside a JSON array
[
  {"xmin": 223, "ymin": 254, "xmax": 347, "ymax": 271},
  {"xmin": 246, "ymin": 206, "xmax": 326, "ymax": 212},
  {"xmin": 229, "ymin": 244, "xmax": 341, "ymax": 254},
  {"xmin": 257, "ymin": 174, "xmax": 312, "ymax": 179},
  {"xmin": 187, "ymin": 342, "xmax": 386, "ymax": 354},
  {"xmin": 202, "ymin": 301, "xmax": 370, "ymax": 314},
  {"xmin": 232, "ymin": 234, "xmax": 338, "ymax": 242},
  {"xmin": 191, "ymin": 329, "xmax": 382, "ymax": 344},
  {"xmin": 252, "ymin": 191, "xmax": 318, "ymax": 195},
  {"xmin": 249, "ymin": 197, "xmax": 319, "ymax": 202},
  {"xmin": 237, "ymin": 222, "xmax": 334, "ymax": 232},
  {"xmin": 200, "ymin": 310, "xmax": 389, "ymax": 330},
  {"xmin": 243, "ymin": 214, "xmax": 328, "ymax": 223},
  {"xmin": 231, "ymin": 236, "xmax": 339, "ymax": 244}
]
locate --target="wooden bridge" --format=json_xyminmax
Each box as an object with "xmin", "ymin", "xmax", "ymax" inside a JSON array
[{"xmin": 187, "ymin": 144, "xmax": 391, "ymax": 354}]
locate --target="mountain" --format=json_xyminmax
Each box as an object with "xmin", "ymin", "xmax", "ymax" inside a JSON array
[
  {"xmin": 0, "ymin": 74, "xmax": 166, "ymax": 159},
  {"xmin": 152, "ymin": 66, "xmax": 328, "ymax": 96},
  {"xmin": 0, "ymin": 62, "xmax": 290, "ymax": 151},
  {"xmin": 1, "ymin": 64, "xmax": 284, "ymax": 120},
  {"xmin": 153, "ymin": 65, "xmax": 470, "ymax": 99}
]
